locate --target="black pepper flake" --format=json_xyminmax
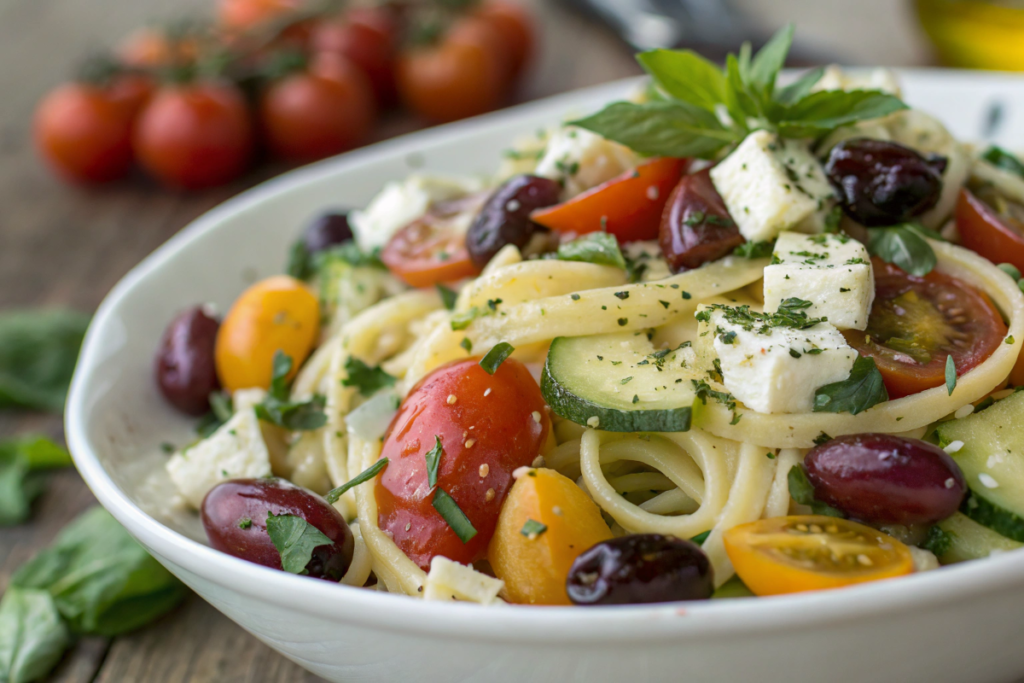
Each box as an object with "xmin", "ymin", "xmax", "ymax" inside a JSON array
[{"xmin": 617, "ymin": 318, "xmax": 628, "ymax": 326}]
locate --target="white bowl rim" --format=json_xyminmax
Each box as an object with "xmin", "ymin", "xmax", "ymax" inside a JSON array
[{"xmin": 65, "ymin": 70, "xmax": 1024, "ymax": 645}]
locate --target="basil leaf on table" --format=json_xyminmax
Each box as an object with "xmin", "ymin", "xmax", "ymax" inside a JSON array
[
  {"xmin": 556, "ymin": 232, "xmax": 627, "ymax": 270},
  {"xmin": 867, "ymin": 223, "xmax": 938, "ymax": 276},
  {"xmin": 266, "ymin": 513, "xmax": 333, "ymax": 575},
  {"xmin": 11, "ymin": 507, "xmax": 187, "ymax": 636},
  {"xmin": 0, "ymin": 436, "xmax": 72, "ymax": 526},
  {"xmin": 0, "ymin": 587, "xmax": 69, "ymax": 683},
  {"xmin": 0, "ymin": 310, "xmax": 90, "ymax": 413},
  {"xmin": 813, "ymin": 356, "xmax": 889, "ymax": 415},
  {"xmin": 787, "ymin": 466, "xmax": 844, "ymax": 518}
]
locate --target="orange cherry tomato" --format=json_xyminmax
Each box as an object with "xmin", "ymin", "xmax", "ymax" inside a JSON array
[
  {"xmin": 842, "ymin": 258, "xmax": 1008, "ymax": 399},
  {"xmin": 530, "ymin": 157, "xmax": 688, "ymax": 242},
  {"xmin": 215, "ymin": 275, "xmax": 320, "ymax": 393},
  {"xmin": 310, "ymin": 7, "xmax": 398, "ymax": 106},
  {"xmin": 34, "ymin": 81, "xmax": 141, "ymax": 183},
  {"xmin": 134, "ymin": 82, "xmax": 254, "ymax": 190},
  {"xmin": 473, "ymin": 0, "xmax": 535, "ymax": 81},
  {"xmin": 723, "ymin": 515, "xmax": 914, "ymax": 597},
  {"xmin": 118, "ymin": 28, "xmax": 201, "ymax": 69},
  {"xmin": 375, "ymin": 357, "xmax": 550, "ymax": 569},
  {"xmin": 956, "ymin": 187, "xmax": 1024, "ymax": 274},
  {"xmin": 259, "ymin": 58, "xmax": 375, "ymax": 163},
  {"xmin": 381, "ymin": 194, "xmax": 486, "ymax": 288},
  {"xmin": 396, "ymin": 23, "xmax": 505, "ymax": 124}
]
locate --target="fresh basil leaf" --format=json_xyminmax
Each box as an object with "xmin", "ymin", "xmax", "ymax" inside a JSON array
[
  {"xmin": 436, "ymin": 284, "xmax": 458, "ymax": 311},
  {"xmin": 0, "ymin": 310, "xmax": 90, "ymax": 413},
  {"xmin": 265, "ymin": 512, "xmax": 333, "ymax": 575},
  {"xmin": 268, "ymin": 351, "xmax": 293, "ymax": 402},
  {"xmin": 325, "ymin": 458, "xmax": 389, "ymax": 504},
  {"xmin": 813, "ymin": 355, "xmax": 889, "ymax": 415},
  {"xmin": 341, "ymin": 357, "xmax": 397, "ymax": 397},
  {"xmin": 11, "ymin": 507, "xmax": 186, "ymax": 636},
  {"xmin": 724, "ymin": 53, "xmax": 761, "ymax": 122},
  {"xmin": 450, "ymin": 307, "xmax": 485, "ymax": 331},
  {"xmin": 254, "ymin": 353, "xmax": 326, "ymax": 431},
  {"xmin": 867, "ymin": 223, "xmax": 937, "ymax": 276},
  {"xmin": 732, "ymin": 240, "xmax": 775, "ymax": 258},
  {"xmin": 775, "ymin": 89, "xmax": 908, "ymax": 138},
  {"xmin": 557, "ymin": 232, "xmax": 627, "ymax": 269},
  {"xmin": 569, "ymin": 101, "xmax": 738, "ymax": 159},
  {"xmin": 520, "ymin": 519, "xmax": 547, "ymax": 538},
  {"xmin": 690, "ymin": 530, "xmax": 711, "ymax": 545},
  {"xmin": 981, "ymin": 145, "xmax": 1024, "ymax": 179},
  {"xmin": 774, "ymin": 66, "xmax": 825, "ymax": 106},
  {"xmin": 425, "ymin": 436, "xmax": 443, "ymax": 488},
  {"xmin": 945, "ymin": 355, "xmax": 957, "ymax": 396},
  {"xmin": 748, "ymin": 23, "xmax": 793, "ymax": 98},
  {"xmin": 0, "ymin": 587, "xmax": 70, "ymax": 683},
  {"xmin": 209, "ymin": 391, "xmax": 234, "ymax": 424},
  {"xmin": 286, "ymin": 239, "xmax": 313, "ymax": 281},
  {"xmin": 637, "ymin": 49, "xmax": 729, "ymax": 113},
  {"xmin": 0, "ymin": 436, "xmax": 72, "ymax": 526},
  {"xmin": 432, "ymin": 488, "xmax": 477, "ymax": 543},
  {"xmin": 787, "ymin": 465, "xmax": 844, "ymax": 518},
  {"xmin": 479, "ymin": 342, "xmax": 514, "ymax": 375}
]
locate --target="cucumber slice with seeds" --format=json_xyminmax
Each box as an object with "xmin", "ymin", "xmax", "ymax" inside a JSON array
[{"xmin": 541, "ymin": 332, "xmax": 699, "ymax": 432}]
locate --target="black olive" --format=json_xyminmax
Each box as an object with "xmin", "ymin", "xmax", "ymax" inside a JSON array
[
  {"xmin": 659, "ymin": 169, "xmax": 744, "ymax": 273},
  {"xmin": 466, "ymin": 175, "xmax": 562, "ymax": 267},
  {"xmin": 155, "ymin": 307, "xmax": 221, "ymax": 416},
  {"xmin": 825, "ymin": 138, "xmax": 946, "ymax": 227},
  {"xmin": 304, "ymin": 212, "xmax": 354, "ymax": 254},
  {"xmin": 566, "ymin": 534, "xmax": 714, "ymax": 605}
]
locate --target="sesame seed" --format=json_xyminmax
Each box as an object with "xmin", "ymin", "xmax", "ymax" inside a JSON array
[
  {"xmin": 954, "ymin": 404, "xmax": 974, "ymax": 419},
  {"xmin": 552, "ymin": 506, "xmax": 564, "ymax": 516},
  {"xmin": 485, "ymin": 488, "xmax": 496, "ymax": 501},
  {"xmin": 857, "ymin": 554, "xmax": 873, "ymax": 566},
  {"xmin": 479, "ymin": 464, "xmax": 489, "ymax": 478},
  {"xmin": 979, "ymin": 473, "xmax": 1000, "ymax": 489},
  {"xmin": 531, "ymin": 411, "xmax": 542, "ymax": 423},
  {"xmin": 809, "ymin": 524, "xmax": 823, "ymax": 534},
  {"xmin": 484, "ymin": 388, "xmax": 492, "ymax": 397},
  {"xmin": 512, "ymin": 467, "xmax": 531, "ymax": 480},
  {"xmin": 944, "ymin": 440, "xmax": 964, "ymax": 454},
  {"xmin": 945, "ymin": 478, "xmax": 956, "ymax": 489},
  {"xmin": 586, "ymin": 416, "xmax": 600, "ymax": 428},
  {"xmin": 465, "ymin": 438, "xmax": 476, "ymax": 448},
  {"xmin": 532, "ymin": 455, "xmax": 546, "ymax": 468},
  {"xmin": 447, "ymin": 394, "xmax": 457, "ymax": 405},
  {"xmin": 405, "ymin": 523, "xmax": 411, "ymax": 531},
  {"xmin": 646, "ymin": 185, "xmax": 659, "ymax": 200}
]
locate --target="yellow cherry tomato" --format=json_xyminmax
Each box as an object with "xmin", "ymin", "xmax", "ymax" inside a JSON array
[
  {"xmin": 723, "ymin": 515, "xmax": 914, "ymax": 597},
  {"xmin": 215, "ymin": 275, "xmax": 320, "ymax": 392},
  {"xmin": 488, "ymin": 468, "xmax": 613, "ymax": 606}
]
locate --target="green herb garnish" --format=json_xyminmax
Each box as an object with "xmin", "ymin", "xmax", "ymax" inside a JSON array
[
  {"xmin": 982, "ymin": 145, "xmax": 1024, "ymax": 179},
  {"xmin": 325, "ymin": 458, "xmax": 389, "ymax": 504},
  {"xmin": 341, "ymin": 356, "xmax": 397, "ymax": 397},
  {"xmin": 556, "ymin": 232, "xmax": 627, "ymax": 269},
  {"xmin": 425, "ymin": 436, "xmax": 443, "ymax": 488},
  {"xmin": 480, "ymin": 342, "xmax": 515, "ymax": 375},
  {"xmin": 945, "ymin": 355, "xmax": 957, "ymax": 396},
  {"xmin": 867, "ymin": 223, "xmax": 939, "ymax": 276},
  {"xmin": 732, "ymin": 240, "xmax": 775, "ymax": 258},
  {"xmin": 436, "ymin": 284, "xmax": 458, "ymax": 310},
  {"xmin": 255, "ymin": 352, "xmax": 327, "ymax": 431},
  {"xmin": 432, "ymin": 488, "xmax": 477, "ymax": 543},
  {"xmin": 520, "ymin": 519, "xmax": 548, "ymax": 538},
  {"xmin": 266, "ymin": 512, "xmax": 334, "ymax": 575},
  {"xmin": 787, "ymin": 465, "xmax": 844, "ymax": 517},
  {"xmin": 813, "ymin": 355, "xmax": 888, "ymax": 415}
]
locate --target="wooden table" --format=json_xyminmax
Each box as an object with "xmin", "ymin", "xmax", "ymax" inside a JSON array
[{"xmin": 0, "ymin": 0, "xmax": 941, "ymax": 680}]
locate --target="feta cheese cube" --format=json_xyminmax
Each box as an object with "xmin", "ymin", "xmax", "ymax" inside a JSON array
[
  {"xmin": 695, "ymin": 304, "xmax": 857, "ymax": 414},
  {"xmin": 710, "ymin": 131, "xmax": 835, "ymax": 243},
  {"xmin": 423, "ymin": 556, "xmax": 505, "ymax": 605},
  {"xmin": 166, "ymin": 408, "xmax": 272, "ymax": 508},
  {"xmin": 349, "ymin": 174, "xmax": 485, "ymax": 252},
  {"xmin": 763, "ymin": 231, "xmax": 875, "ymax": 331},
  {"xmin": 535, "ymin": 126, "xmax": 640, "ymax": 199}
]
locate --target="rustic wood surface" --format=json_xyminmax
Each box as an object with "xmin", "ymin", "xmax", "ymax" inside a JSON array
[{"xmin": 0, "ymin": 0, "xmax": 940, "ymax": 681}]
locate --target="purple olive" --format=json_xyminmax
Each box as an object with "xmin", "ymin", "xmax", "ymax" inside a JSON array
[
  {"xmin": 566, "ymin": 534, "xmax": 713, "ymax": 606},
  {"xmin": 466, "ymin": 175, "xmax": 562, "ymax": 267},
  {"xmin": 825, "ymin": 138, "xmax": 947, "ymax": 227},
  {"xmin": 202, "ymin": 478, "xmax": 354, "ymax": 581},
  {"xmin": 155, "ymin": 306, "xmax": 221, "ymax": 416},
  {"xmin": 804, "ymin": 433, "xmax": 966, "ymax": 526},
  {"xmin": 659, "ymin": 169, "xmax": 744, "ymax": 273},
  {"xmin": 303, "ymin": 212, "xmax": 353, "ymax": 254}
]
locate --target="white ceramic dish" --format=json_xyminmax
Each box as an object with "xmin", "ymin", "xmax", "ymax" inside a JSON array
[{"xmin": 66, "ymin": 70, "xmax": 1024, "ymax": 683}]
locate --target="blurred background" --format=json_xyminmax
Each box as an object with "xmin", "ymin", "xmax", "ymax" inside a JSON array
[{"xmin": 3, "ymin": 0, "xmax": 1024, "ymax": 681}]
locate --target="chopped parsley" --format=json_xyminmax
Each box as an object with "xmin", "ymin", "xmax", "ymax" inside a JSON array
[
  {"xmin": 341, "ymin": 356, "xmax": 397, "ymax": 397},
  {"xmin": 480, "ymin": 342, "xmax": 515, "ymax": 375}
]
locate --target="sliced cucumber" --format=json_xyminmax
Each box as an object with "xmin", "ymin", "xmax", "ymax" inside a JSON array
[
  {"xmin": 935, "ymin": 513, "xmax": 1023, "ymax": 564},
  {"xmin": 935, "ymin": 390, "xmax": 1024, "ymax": 541},
  {"xmin": 541, "ymin": 332, "xmax": 699, "ymax": 432}
]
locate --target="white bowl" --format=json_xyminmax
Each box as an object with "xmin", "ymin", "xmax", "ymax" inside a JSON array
[{"xmin": 67, "ymin": 71, "xmax": 1024, "ymax": 683}]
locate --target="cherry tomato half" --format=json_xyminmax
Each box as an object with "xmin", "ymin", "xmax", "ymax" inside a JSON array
[
  {"xmin": 956, "ymin": 187, "xmax": 1024, "ymax": 275},
  {"xmin": 311, "ymin": 7, "xmax": 398, "ymax": 106},
  {"xmin": 375, "ymin": 357, "xmax": 550, "ymax": 570},
  {"xmin": 381, "ymin": 193, "xmax": 486, "ymax": 288},
  {"xmin": 842, "ymin": 258, "xmax": 1007, "ymax": 399},
  {"xmin": 723, "ymin": 515, "xmax": 914, "ymax": 597},
  {"xmin": 530, "ymin": 157, "xmax": 688, "ymax": 242},
  {"xmin": 259, "ymin": 58, "xmax": 375, "ymax": 163},
  {"xmin": 134, "ymin": 81, "xmax": 254, "ymax": 189}
]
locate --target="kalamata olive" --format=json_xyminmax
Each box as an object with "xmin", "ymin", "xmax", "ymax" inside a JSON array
[
  {"xmin": 825, "ymin": 138, "xmax": 947, "ymax": 227},
  {"xmin": 155, "ymin": 306, "xmax": 221, "ymax": 416},
  {"xmin": 566, "ymin": 534, "xmax": 714, "ymax": 605},
  {"xmin": 303, "ymin": 212, "xmax": 353, "ymax": 254},
  {"xmin": 804, "ymin": 433, "xmax": 966, "ymax": 526},
  {"xmin": 202, "ymin": 478, "xmax": 354, "ymax": 581},
  {"xmin": 659, "ymin": 169, "xmax": 744, "ymax": 273},
  {"xmin": 466, "ymin": 174, "xmax": 562, "ymax": 267}
]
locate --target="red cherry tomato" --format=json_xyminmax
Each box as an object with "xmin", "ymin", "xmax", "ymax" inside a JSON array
[
  {"xmin": 218, "ymin": 0, "xmax": 300, "ymax": 31},
  {"xmin": 34, "ymin": 81, "xmax": 141, "ymax": 183},
  {"xmin": 259, "ymin": 59, "xmax": 375, "ymax": 163},
  {"xmin": 375, "ymin": 357, "xmax": 551, "ymax": 569},
  {"xmin": 311, "ymin": 7, "xmax": 398, "ymax": 106},
  {"xmin": 956, "ymin": 188, "xmax": 1024, "ymax": 274},
  {"xmin": 381, "ymin": 193, "xmax": 486, "ymax": 287},
  {"xmin": 843, "ymin": 258, "xmax": 1008, "ymax": 399},
  {"xmin": 396, "ymin": 22, "xmax": 505, "ymax": 124},
  {"xmin": 134, "ymin": 82, "xmax": 254, "ymax": 189},
  {"xmin": 473, "ymin": 1, "xmax": 535, "ymax": 81},
  {"xmin": 530, "ymin": 157, "xmax": 688, "ymax": 242}
]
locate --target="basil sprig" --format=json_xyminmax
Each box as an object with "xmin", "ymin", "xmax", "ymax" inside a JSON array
[
  {"xmin": 0, "ymin": 309, "xmax": 90, "ymax": 413},
  {"xmin": 813, "ymin": 355, "xmax": 889, "ymax": 415},
  {"xmin": 571, "ymin": 24, "xmax": 907, "ymax": 159},
  {"xmin": 867, "ymin": 223, "xmax": 942, "ymax": 276},
  {"xmin": 0, "ymin": 435, "xmax": 72, "ymax": 526}
]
